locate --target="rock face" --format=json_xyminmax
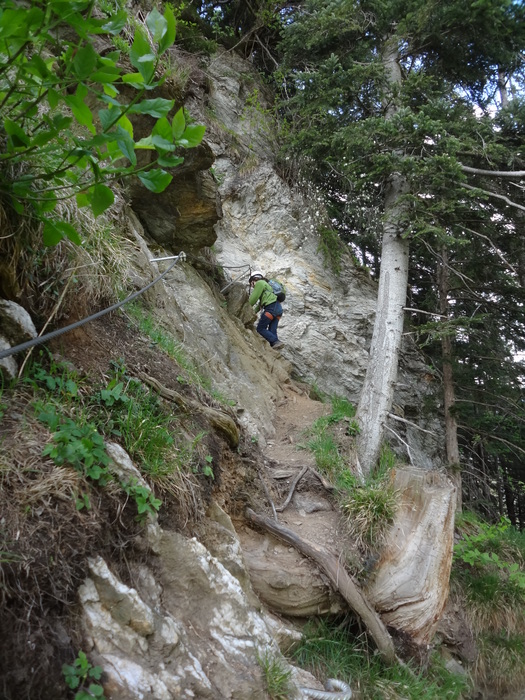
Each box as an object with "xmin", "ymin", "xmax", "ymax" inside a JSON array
[
  {"xmin": 196, "ymin": 50, "xmax": 445, "ymax": 469},
  {"xmin": 79, "ymin": 488, "xmax": 304, "ymax": 699},
  {"xmin": 129, "ymin": 142, "xmax": 221, "ymax": 253},
  {"xmin": 124, "ymin": 48, "xmax": 445, "ymax": 466},
  {"xmin": 0, "ymin": 299, "xmax": 37, "ymax": 379}
]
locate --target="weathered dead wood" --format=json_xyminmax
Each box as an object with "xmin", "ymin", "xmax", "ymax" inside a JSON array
[
  {"xmin": 365, "ymin": 468, "xmax": 457, "ymax": 651},
  {"xmin": 245, "ymin": 508, "xmax": 397, "ymax": 664},
  {"xmin": 139, "ymin": 372, "xmax": 240, "ymax": 448},
  {"xmin": 276, "ymin": 466, "xmax": 308, "ymax": 512},
  {"xmin": 308, "ymin": 467, "xmax": 335, "ymax": 492}
]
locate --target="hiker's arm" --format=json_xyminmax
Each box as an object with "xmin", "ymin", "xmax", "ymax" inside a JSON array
[{"xmin": 249, "ymin": 281, "xmax": 264, "ymax": 307}]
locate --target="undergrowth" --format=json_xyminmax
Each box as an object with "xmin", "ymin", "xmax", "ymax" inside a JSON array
[
  {"xmin": 290, "ymin": 617, "xmax": 470, "ymax": 700},
  {"xmin": 452, "ymin": 512, "xmax": 525, "ymax": 696},
  {"xmin": 302, "ymin": 396, "xmax": 398, "ymax": 549}
]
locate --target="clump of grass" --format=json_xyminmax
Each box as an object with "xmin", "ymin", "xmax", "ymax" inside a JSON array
[
  {"xmin": 257, "ymin": 649, "xmax": 294, "ymax": 700},
  {"xmin": 301, "ymin": 393, "xmax": 358, "ymax": 482},
  {"xmin": 340, "ymin": 480, "xmax": 398, "ymax": 549},
  {"xmin": 474, "ymin": 633, "xmax": 525, "ymax": 697},
  {"xmin": 290, "ymin": 618, "xmax": 469, "ymax": 700}
]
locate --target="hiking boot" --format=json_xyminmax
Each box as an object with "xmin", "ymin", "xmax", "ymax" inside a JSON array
[{"xmin": 272, "ymin": 341, "xmax": 285, "ymax": 349}]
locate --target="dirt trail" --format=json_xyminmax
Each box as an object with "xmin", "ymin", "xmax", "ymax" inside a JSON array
[
  {"xmin": 236, "ymin": 381, "xmax": 351, "ymax": 619},
  {"xmin": 265, "ymin": 382, "xmax": 343, "ymax": 547}
]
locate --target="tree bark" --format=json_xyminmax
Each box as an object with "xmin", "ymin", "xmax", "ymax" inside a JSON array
[
  {"xmin": 437, "ymin": 247, "xmax": 462, "ymax": 511},
  {"xmin": 245, "ymin": 508, "xmax": 397, "ymax": 664},
  {"xmin": 365, "ymin": 468, "xmax": 457, "ymax": 655},
  {"xmin": 356, "ymin": 34, "xmax": 409, "ymax": 476}
]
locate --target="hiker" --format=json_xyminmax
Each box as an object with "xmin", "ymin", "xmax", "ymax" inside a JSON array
[{"xmin": 248, "ymin": 270, "xmax": 285, "ymax": 349}]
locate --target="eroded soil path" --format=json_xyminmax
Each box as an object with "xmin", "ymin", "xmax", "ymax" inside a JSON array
[{"xmin": 236, "ymin": 381, "xmax": 352, "ymax": 619}]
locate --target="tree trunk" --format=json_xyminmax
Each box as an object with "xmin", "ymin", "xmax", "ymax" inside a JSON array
[
  {"xmin": 356, "ymin": 35, "xmax": 409, "ymax": 476},
  {"xmin": 437, "ymin": 248, "xmax": 462, "ymax": 511},
  {"xmin": 366, "ymin": 468, "xmax": 457, "ymax": 658}
]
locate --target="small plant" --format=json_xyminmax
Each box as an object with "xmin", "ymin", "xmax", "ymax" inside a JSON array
[
  {"xmin": 341, "ymin": 480, "xmax": 398, "ymax": 548},
  {"xmin": 39, "ymin": 408, "xmax": 112, "ymax": 485},
  {"xmin": 121, "ymin": 478, "xmax": 162, "ymax": 520},
  {"xmin": 62, "ymin": 650, "xmax": 106, "ymax": 699},
  {"xmin": 257, "ymin": 649, "xmax": 293, "ymax": 700},
  {"xmin": 202, "ymin": 454, "xmax": 215, "ymax": 479},
  {"xmin": 453, "ymin": 515, "xmax": 525, "ymax": 611}
]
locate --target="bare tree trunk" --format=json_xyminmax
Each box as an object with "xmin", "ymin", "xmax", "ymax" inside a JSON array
[
  {"xmin": 356, "ymin": 34, "xmax": 409, "ymax": 476},
  {"xmin": 366, "ymin": 468, "xmax": 457, "ymax": 657},
  {"xmin": 437, "ymin": 248, "xmax": 462, "ymax": 512}
]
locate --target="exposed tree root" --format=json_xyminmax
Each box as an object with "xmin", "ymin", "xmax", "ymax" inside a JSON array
[
  {"xmin": 139, "ymin": 372, "xmax": 240, "ymax": 448},
  {"xmin": 245, "ymin": 508, "xmax": 397, "ymax": 664},
  {"xmin": 276, "ymin": 465, "xmax": 308, "ymax": 512}
]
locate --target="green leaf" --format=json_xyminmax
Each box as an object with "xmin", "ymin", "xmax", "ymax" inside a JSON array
[
  {"xmin": 90, "ymin": 184, "xmax": 114, "ymax": 216},
  {"xmin": 171, "ymin": 108, "xmax": 185, "ymax": 139},
  {"xmin": 130, "ymin": 98, "xmax": 174, "ymax": 118},
  {"xmin": 91, "ymin": 70, "xmax": 120, "ymax": 84},
  {"xmin": 65, "ymin": 85, "xmax": 95, "ymax": 134},
  {"xmin": 98, "ymin": 107, "xmax": 120, "ymax": 131},
  {"xmin": 121, "ymin": 72, "xmax": 145, "ymax": 88},
  {"xmin": 73, "ymin": 44, "xmax": 98, "ymax": 80},
  {"xmin": 178, "ymin": 124, "xmax": 206, "ymax": 148},
  {"xmin": 4, "ymin": 119, "xmax": 30, "ymax": 147},
  {"xmin": 146, "ymin": 8, "xmax": 167, "ymax": 43},
  {"xmin": 137, "ymin": 168, "xmax": 172, "ymax": 193},
  {"xmin": 102, "ymin": 10, "xmax": 128, "ymax": 35},
  {"xmin": 115, "ymin": 125, "xmax": 136, "ymax": 165},
  {"xmin": 129, "ymin": 28, "xmax": 155, "ymax": 83},
  {"xmin": 157, "ymin": 154, "xmax": 184, "ymax": 168},
  {"xmin": 76, "ymin": 192, "xmax": 90, "ymax": 208},
  {"xmin": 48, "ymin": 88, "xmax": 61, "ymax": 109},
  {"xmin": 151, "ymin": 135, "xmax": 176, "ymax": 152},
  {"xmin": 43, "ymin": 220, "xmax": 82, "ymax": 246},
  {"xmin": 135, "ymin": 136, "xmax": 155, "ymax": 150},
  {"xmin": 159, "ymin": 6, "xmax": 176, "ymax": 55}
]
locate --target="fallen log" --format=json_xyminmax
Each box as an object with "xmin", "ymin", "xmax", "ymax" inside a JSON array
[
  {"xmin": 139, "ymin": 372, "xmax": 240, "ymax": 448},
  {"xmin": 245, "ymin": 508, "xmax": 397, "ymax": 664}
]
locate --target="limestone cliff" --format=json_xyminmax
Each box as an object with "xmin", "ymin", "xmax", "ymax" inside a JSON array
[{"xmin": 0, "ymin": 46, "xmax": 455, "ymax": 700}]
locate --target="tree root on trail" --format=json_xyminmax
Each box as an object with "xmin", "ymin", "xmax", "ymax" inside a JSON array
[
  {"xmin": 276, "ymin": 465, "xmax": 308, "ymax": 512},
  {"xmin": 245, "ymin": 508, "xmax": 397, "ymax": 664},
  {"xmin": 138, "ymin": 372, "xmax": 240, "ymax": 448}
]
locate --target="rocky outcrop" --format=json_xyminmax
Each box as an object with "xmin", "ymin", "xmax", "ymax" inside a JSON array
[
  {"xmin": 0, "ymin": 299, "xmax": 37, "ymax": 379},
  {"xmin": 129, "ymin": 141, "xmax": 221, "ymax": 253}
]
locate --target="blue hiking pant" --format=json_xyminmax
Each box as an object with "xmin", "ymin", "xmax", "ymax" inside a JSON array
[{"xmin": 256, "ymin": 301, "xmax": 283, "ymax": 346}]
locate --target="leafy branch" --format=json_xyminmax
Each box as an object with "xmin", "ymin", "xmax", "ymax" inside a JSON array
[{"xmin": 0, "ymin": 1, "xmax": 205, "ymax": 245}]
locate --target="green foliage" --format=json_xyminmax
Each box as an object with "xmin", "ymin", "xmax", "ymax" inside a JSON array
[
  {"xmin": 317, "ymin": 226, "xmax": 344, "ymax": 275},
  {"xmin": 256, "ymin": 649, "xmax": 293, "ymax": 700},
  {"xmin": 302, "ymin": 394, "xmax": 358, "ymax": 481},
  {"xmin": 25, "ymin": 357, "xmax": 162, "ymax": 520},
  {"xmin": 453, "ymin": 515, "xmax": 525, "ymax": 606},
  {"xmin": 62, "ymin": 650, "xmax": 105, "ymax": 699},
  {"xmin": 125, "ymin": 302, "xmax": 212, "ymax": 391},
  {"xmin": 89, "ymin": 359, "xmax": 176, "ymax": 478},
  {"xmin": 290, "ymin": 618, "xmax": 469, "ymax": 700},
  {"xmin": 39, "ymin": 407, "xmax": 111, "ymax": 484},
  {"xmin": 0, "ymin": 2, "xmax": 205, "ymax": 245}
]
